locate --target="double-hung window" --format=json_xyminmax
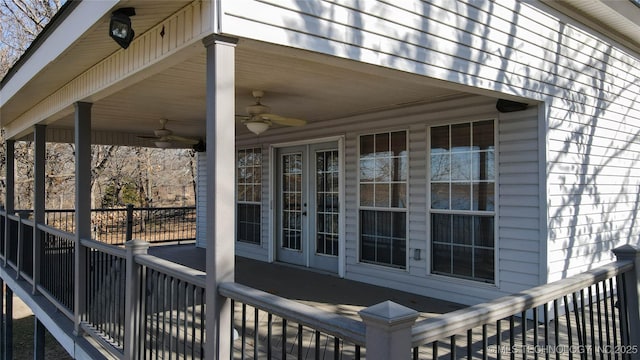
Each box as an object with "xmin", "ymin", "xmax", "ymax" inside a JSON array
[
  {"xmin": 359, "ymin": 131, "xmax": 408, "ymax": 268},
  {"xmin": 430, "ymin": 120, "xmax": 495, "ymax": 282},
  {"xmin": 237, "ymin": 148, "xmax": 262, "ymax": 244}
]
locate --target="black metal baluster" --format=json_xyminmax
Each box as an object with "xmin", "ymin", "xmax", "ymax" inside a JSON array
[
  {"xmin": 510, "ymin": 316, "xmax": 515, "ymax": 360},
  {"xmin": 451, "ymin": 335, "xmax": 457, "ymax": 360},
  {"xmin": 497, "ymin": 319, "xmax": 502, "ymax": 360},
  {"xmin": 282, "ymin": 318, "xmax": 287, "ymax": 360},
  {"xmin": 241, "ymin": 303, "xmax": 247, "ymax": 359},
  {"xmin": 483, "ymin": 324, "xmax": 488, "ymax": 360},
  {"xmin": 609, "ymin": 278, "xmax": 618, "ymax": 360},
  {"xmin": 588, "ymin": 286, "xmax": 596, "ymax": 360},
  {"xmin": 564, "ymin": 295, "xmax": 574, "ymax": 360},
  {"xmin": 254, "ymin": 307, "xmax": 259, "ymax": 359},
  {"xmin": 267, "ymin": 313, "xmax": 272, "ymax": 360},
  {"xmin": 297, "ymin": 324, "xmax": 303, "ymax": 360},
  {"xmin": 522, "ymin": 310, "xmax": 527, "ymax": 360},
  {"xmin": 595, "ymin": 281, "xmax": 604, "ymax": 360}
]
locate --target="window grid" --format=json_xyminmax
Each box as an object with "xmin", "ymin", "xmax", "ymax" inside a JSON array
[
  {"xmin": 282, "ymin": 153, "xmax": 302, "ymax": 250},
  {"xmin": 316, "ymin": 150, "xmax": 339, "ymax": 256},
  {"xmin": 359, "ymin": 131, "xmax": 408, "ymax": 268},
  {"xmin": 430, "ymin": 120, "xmax": 496, "ymax": 282},
  {"xmin": 237, "ymin": 148, "xmax": 262, "ymax": 244}
]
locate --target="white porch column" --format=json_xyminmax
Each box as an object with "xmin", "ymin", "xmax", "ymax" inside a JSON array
[
  {"xmin": 74, "ymin": 102, "xmax": 92, "ymax": 334},
  {"xmin": 33, "ymin": 124, "xmax": 46, "ymax": 360},
  {"xmin": 3, "ymin": 139, "xmax": 15, "ymax": 266},
  {"xmin": 203, "ymin": 34, "xmax": 238, "ymax": 360},
  {"xmin": 2, "ymin": 139, "xmax": 15, "ymax": 360},
  {"xmin": 33, "ymin": 124, "xmax": 46, "ymax": 293}
]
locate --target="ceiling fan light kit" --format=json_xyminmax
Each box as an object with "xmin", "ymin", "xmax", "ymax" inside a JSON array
[
  {"xmin": 154, "ymin": 141, "xmax": 172, "ymax": 148},
  {"xmin": 239, "ymin": 90, "xmax": 307, "ymax": 135},
  {"xmin": 246, "ymin": 120, "xmax": 271, "ymax": 135}
]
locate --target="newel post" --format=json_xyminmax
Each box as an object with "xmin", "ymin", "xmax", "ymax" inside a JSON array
[
  {"xmin": 123, "ymin": 239, "xmax": 149, "ymax": 360},
  {"xmin": 613, "ymin": 245, "xmax": 640, "ymax": 359},
  {"xmin": 359, "ymin": 301, "xmax": 419, "ymax": 360}
]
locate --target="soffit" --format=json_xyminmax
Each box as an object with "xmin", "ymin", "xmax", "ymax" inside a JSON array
[
  {"xmin": 545, "ymin": 0, "xmax": 640, "ymax": 50},
  {"xmin": 1, "ymin": 0, "xmax": 192, "ymax": 126}
]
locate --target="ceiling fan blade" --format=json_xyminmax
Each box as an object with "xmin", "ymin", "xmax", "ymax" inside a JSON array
[
  {"xmin": 261, "ymin": 113, "xmax": 306, "ymax": 126},
  {"xmin": 165, "ymin": 135, "xmax": 200, "ymax": 145},
  {"xmin": 137, "ymin": 135, "xmax": 161, "ymax": 139}
]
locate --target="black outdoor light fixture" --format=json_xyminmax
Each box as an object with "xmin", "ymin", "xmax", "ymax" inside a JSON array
[{"xmin": 109, "ymin": 7, "xmax": 136, "ymax": 49}]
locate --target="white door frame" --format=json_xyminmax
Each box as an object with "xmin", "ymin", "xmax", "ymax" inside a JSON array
[{"xmin": 268, "ymin": 135, "xmax": 346, "ymax": 277}]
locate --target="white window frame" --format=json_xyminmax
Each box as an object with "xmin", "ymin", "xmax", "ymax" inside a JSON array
[
  {"xmin": 427, "ymin": 119, "xmax": 498, "ymax": 284},
  {"xmin": 236, "ymin": 147, "xmax": 262, "ymax": 245},
  {"xmin": 357, "ymin": 130, "xmax": 409, "ymax": 269}
]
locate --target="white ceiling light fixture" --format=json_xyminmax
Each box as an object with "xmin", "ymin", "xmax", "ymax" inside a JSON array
[
  {"xmin": 238, "ymin": 90, "xmax": 306, "ymax": 135},
  {"xmin": 245, "ymin": 120, "xmax": 271, "ymax": 135}
]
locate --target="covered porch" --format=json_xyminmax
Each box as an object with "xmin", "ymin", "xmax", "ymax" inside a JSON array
[{"xmin": 2, "ymin": 1, "xmax": 640, "ymax": 358}]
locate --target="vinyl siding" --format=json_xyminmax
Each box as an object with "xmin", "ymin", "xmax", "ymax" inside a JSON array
[
  {"xmin": 234, "ymin": 96, "xmax": 541, "ymax": 305},
  {"xmin": 221, "ymin": 0, "xmax": 640, "ymax": 285}
]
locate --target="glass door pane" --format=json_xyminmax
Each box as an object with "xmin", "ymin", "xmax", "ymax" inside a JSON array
[
  {"xmin": 281, "ymin": 153, "xmax": 303, "ymax": 250},
  {"xmin": 315, "ymin": 150, "xmax": 339, "ymax": 256}
]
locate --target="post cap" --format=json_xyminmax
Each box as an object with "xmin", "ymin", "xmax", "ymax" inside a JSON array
[{"xmin": 359, "ymin": 300, "xmax": 419, "ymax": 327}]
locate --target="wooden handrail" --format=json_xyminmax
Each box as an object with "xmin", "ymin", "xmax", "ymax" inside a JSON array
[
  {"xmin": 411, "ymin": 259, "xmax": 634, "ymax": 347},
  {"xmin": 219, "ymin": 281, "xmax": 367, "ymax": 345},
  {"xmin": 134, "ymin": 253, "xmax": 206, "ymax": 288}
]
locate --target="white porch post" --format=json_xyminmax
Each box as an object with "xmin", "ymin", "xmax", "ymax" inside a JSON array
[
  {"xmin": 2, "ymin": 139, "xmax": 14, "ymax": 360},
  {"xmin": 33, "ymin": 124, "xmax": 46, "ymax": 360},
  {"xmin": 33, "ymin": 124, "xmax": 45, "ymax": 293},
  {"xmin": 74, "ymin": 102, "xmax": 92, "ymax": 334},
  {"xmin": 203, "ymin": 34, "xmax": 238, "ymax": 360},
  {"xmin": 3, "ymin": 139, "xmax": 14, "ymax": 267}
]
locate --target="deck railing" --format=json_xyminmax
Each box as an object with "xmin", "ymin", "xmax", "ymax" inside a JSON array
[
  {"xmin": 220, "ymin": 282, "xmax": 366, "ymax": 359},
  {"xmin": 16, "ymin": 205, "xmax": 196, "ymax": 245},
  {"xmin": 1, "ymin": 207, "xmax": 639, "ymax": 360},
  {"xmin": 410, "ymin": 258, "xmax": 638, "ymax": 359}
]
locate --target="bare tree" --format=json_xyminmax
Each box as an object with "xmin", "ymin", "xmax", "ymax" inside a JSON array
[
  {"xmin": 1, "ymin": 0, "xmax": 61, "ymax": 78},
  {"xmin": 1, "ymin": 1, "xmax": 198, "ymax": 212}
]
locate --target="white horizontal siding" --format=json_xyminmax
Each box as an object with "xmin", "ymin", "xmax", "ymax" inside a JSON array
[
  {"xmin": 496, "ymin": 107, "xmax": 543, "ymax": 293},
  {"xmin": 236, "ymin": 95, "xmax": 542, "ymax": 305},
  {"xmin": 223, "ymin": 0, "xmax": 640, "ymax": 289}
]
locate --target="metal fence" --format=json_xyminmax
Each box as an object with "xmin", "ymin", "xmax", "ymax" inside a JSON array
[{"xmin": 21, "ymin": 205, "xmax": 196, "ymax": 245}]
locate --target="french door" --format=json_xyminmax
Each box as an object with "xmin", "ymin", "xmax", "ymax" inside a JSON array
[{"xmin": 275, "ymin": 142, "xmax": 340, "ymax": 273}]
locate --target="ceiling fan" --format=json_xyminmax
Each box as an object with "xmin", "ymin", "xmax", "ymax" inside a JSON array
[
  {"xmin": 238, "ymin": 90, "xmax": 306, "ymax": 135},
  {"xmin": 138, "ymin": 119, "xmax": 202, "ymax": 149}
]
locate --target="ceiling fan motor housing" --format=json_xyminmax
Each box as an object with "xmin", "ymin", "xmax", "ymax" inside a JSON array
[{"xmin": 246, "ymin": 103, "xmax": 271, "ymax": 117}]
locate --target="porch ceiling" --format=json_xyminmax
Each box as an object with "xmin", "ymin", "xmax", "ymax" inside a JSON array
[{"xmin": 46, "ymin": 39, "xmax": 467, "ymax": 144}]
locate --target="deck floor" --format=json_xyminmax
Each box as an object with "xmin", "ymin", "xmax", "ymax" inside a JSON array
[
  {"xmin": 147, "ymin": 244, "xmax": 465, "ymax": 320},
  {"xmin": 147, "ymin": 245, "xmax": 629, "ymax": 360}
]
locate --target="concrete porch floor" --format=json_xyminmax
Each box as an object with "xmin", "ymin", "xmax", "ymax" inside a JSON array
[{"xmin": 148, "ymin": 244, "xmax": 464, "ymax": 320}]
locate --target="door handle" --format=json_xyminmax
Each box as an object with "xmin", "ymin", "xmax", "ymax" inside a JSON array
[{"xmin": 302, "ymin": 211, "xmax": 307, "ymax": 216}]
